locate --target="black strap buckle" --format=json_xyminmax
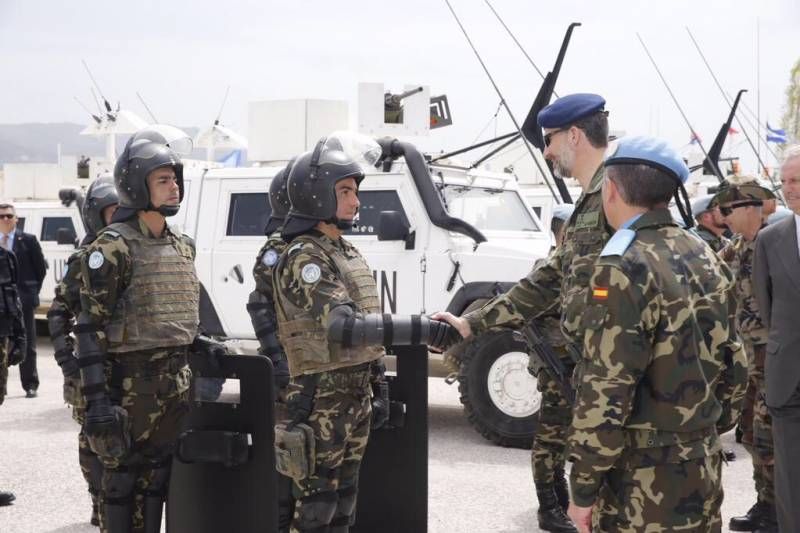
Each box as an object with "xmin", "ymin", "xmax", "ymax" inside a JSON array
[{"xmin": 176, "ymin": 429, "xmax": 250, "ymax": 468}]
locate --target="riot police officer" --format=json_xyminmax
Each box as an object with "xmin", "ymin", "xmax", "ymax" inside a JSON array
[
  {"xmin": 272, "ymin": 137, "xmax": 459, "ymax": 533},
  {"xmin": 75, "ymin": 127, "xmax": 222, "ymax": 533},
  {"xmin": 247, "ymin": 161, "xmax": 294, "ymax": 531},
  {"xmin": 48, "ymin": 176, "xmax": 119, "ymax": 526}
]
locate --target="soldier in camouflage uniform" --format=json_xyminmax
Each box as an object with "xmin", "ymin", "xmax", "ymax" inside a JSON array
[
  {"xmin": 247, "ymin": 163, "xmax": 294, "ymax": 531},
  {"xmin": 75, "ymin": 128, "xmax": 223, "ymax": 533},
  {"xmin": 566, "ymin": 136, "xmax": 747, "ymax": 532},
  {"xmin": 435, "ymin": 93, "xmax": 611, "ymax": 533},
  {"xmin": 0, "ymin": 238, "xmax": 26, "ymax": 507},
  {"xmin": 691, "ymin": 193, "xmax": 730, "ymax": 253},
  {"xmin": 47, "ymin": 176, "xmax": 118, "ymax": 526},
  {"xmin": 526, "ymin": 203, "xmax": 577, "ymax": 531},
  {"xmin": 273, "ymin": 138, "xmax": 459, "ymax": 533},
  {"xmin": 715, "ymin": 179, "xmax": 778, "ymax": 532}
]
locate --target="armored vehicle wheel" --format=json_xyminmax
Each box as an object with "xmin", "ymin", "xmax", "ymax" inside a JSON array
[{"xmin": 458, "ymin": 329, "xmax": 540, "ymax": 449}]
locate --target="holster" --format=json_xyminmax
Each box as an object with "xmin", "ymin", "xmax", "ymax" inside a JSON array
[{"xmin": 274, "ymin": 422, "xmax": 315, "ymax": 481}]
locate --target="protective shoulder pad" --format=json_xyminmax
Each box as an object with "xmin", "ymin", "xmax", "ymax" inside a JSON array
[
  {"xmin": 287, "ymin": 242, "xmax": 305, "ymax": 256},
  {"xmin": 600, "ymin": 228, "xmax": 636, "ymax": 257},
  {"xmin": 181, "ymin": 234, "xmax": 197, "ymax": 250},
  {"xmin": 101, "ymin": 229, "xmax": 122, "ymax": 239}
]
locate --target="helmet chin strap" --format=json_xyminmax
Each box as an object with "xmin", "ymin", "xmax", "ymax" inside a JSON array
[
  {"xmin": 334, "ymin": 218, "xmax": 355, "ymax": 230},
  {"xmin": 157, "ymin": 205, "xmax": 180, "ymax": 217}
]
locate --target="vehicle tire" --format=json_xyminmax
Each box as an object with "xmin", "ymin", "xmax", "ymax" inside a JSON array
[{"xmin": 458, "ymin": 329, "xmax": 540, "ymax": 449}]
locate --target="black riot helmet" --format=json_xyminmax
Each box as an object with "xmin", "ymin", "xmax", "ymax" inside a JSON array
[
  {"xmin": 81, "ymin": 176, "xmax": 119, "ymax": 237},
  {"xmin": 112, "ymin": 125, "xmax": 192, "ymax": 221},
  {"xmin": 281, "ymin": 138, "xmax": 366, "ymax": 240},
  {"xmin": 263, "ymin": 158, "xmax": 294, "ymax": 236}
]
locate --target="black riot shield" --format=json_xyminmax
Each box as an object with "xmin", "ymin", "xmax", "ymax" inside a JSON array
[
  {"xmin": 353, "ymin": 345, "xmax": 428, "ymax": 533},
  {"xmin": 167, "ymin": 354, "xmax": 277, "ymax": 533}
]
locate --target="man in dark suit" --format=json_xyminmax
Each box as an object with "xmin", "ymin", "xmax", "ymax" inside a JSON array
[
  {"xmin": 753, "ymin": 145, "xmax": 800, "ymax": 533},
  {"xmin": 0, "ymin": 203, "xmax": 46, "ymax": 398}
]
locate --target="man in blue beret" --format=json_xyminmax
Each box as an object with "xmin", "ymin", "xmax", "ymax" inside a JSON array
[
  {"xmin": 566, "ymin": 136, "xmax": 747, "ymax": 532},
  {"xmin": 434, "ymin": 93, "xmax": 612, "ymax": 532}
]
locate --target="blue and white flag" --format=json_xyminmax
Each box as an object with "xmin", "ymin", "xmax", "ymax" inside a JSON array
[
  {"xmin": 766, "ymin": 122, "xmax": 787, "ymax": 144},
  {"xmin": 219, "ymin": 149, "xmax": 243, "ymax": 167}
]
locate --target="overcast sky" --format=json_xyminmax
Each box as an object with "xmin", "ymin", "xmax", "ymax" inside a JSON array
[{"xmin": 1, "ymin": 0, "xmax": 798, "ymax": 173}]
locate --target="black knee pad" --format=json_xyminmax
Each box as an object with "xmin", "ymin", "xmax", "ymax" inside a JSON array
[
  {"xmin": 296, "ymin": 491, "xmax": 338, "ymax": 529},
  {"xmin": 105, "ymin": 468, "xmax": 136, "ymax": 501}
]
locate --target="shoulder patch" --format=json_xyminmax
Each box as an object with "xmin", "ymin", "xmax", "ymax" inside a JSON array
[
  {"xmin": 600, "ymin": 228, "xmax": 636, "ymax": 257},
  {"xmin": 88, "ymin": 251, "xmax": 105, "ymax": 269},
  {"xmin": 262, "ymin": 248, "xmax": 279, "ymax": 267},
  {"xmin": 301, "ymin": 263, "xmax": 322, "ymax": 284},
  {"xmin": 103, "ymin": 230, "xmax": 121, "ymax": 239}
]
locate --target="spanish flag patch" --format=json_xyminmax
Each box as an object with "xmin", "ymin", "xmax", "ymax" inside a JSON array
[{"xmin": 592, "ymin": 287, "xmax": 609, "ymax": 301}]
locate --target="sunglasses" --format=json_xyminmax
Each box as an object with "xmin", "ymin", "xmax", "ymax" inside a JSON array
[
  {"xmin": 0, "ymin": 214, "xmax": 15, "ymax": 220},
  {"xmin": 544, "ymin": 128, "xmax": 568, "ymax": 147},
  {"xmin": 719, "ymin": 200, "xmax": 763, "ymax": 216}
]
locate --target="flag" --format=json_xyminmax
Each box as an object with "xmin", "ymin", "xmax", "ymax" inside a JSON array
[
  {"xmin": 690, "ymin": 130, "xmax": 701, "ymax": 144},
  {"xmin": 219, "ymin": 149, "xmax": 243, "ymax": 167},
  {"xmin": 766, "ymin": 122, "xmax": 787, "ymax": 144},
  {"xmin": 728, "ymin": 127, "xmax": 739, "ymax": 135}
]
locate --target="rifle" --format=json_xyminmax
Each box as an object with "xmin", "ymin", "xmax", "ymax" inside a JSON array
[{"xmin": 518, "ymin": 320, "xmax": 575, "ymax": 404}]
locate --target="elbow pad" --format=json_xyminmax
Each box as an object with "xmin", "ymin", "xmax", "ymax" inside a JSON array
[{"xmin": 246, "ymin": 290, "xmax": 283, "ymax": 357}]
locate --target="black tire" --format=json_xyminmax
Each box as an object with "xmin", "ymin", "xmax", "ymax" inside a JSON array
[{"xmin": 458, "ymin": 329, "xmax": 539, "ymax": 449}]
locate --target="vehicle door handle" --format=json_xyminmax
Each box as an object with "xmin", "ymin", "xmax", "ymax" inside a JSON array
[{"xmin": 224, "ymin": 264, "xmax": 244, "ymax": 284}]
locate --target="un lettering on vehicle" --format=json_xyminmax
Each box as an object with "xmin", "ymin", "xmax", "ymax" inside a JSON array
[{"xmin": 372, "ymin": 270, "xmax": 397, "ymax": 313}]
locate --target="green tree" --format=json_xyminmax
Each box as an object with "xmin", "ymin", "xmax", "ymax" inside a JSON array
[{"xmin": 781, "ymin": 58, "xmax": 800, "ymax": 145}]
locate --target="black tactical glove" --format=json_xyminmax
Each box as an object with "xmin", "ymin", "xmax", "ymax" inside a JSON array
[
  {"xmin": 84, "ymin": 397, "xmax": 130, "ymax": 459},
  {"xmin": 192, "ymin": 334, "xmax": 228, "ymax": 374},
  {"xmin": 371, "ymin": 380, "xmax": 390, "ymax": 430},
  {"xmin": 285, "ymin": 374, "xmax": 318, "ymax": 425},
  {"xmin": 427, "ymin": 318, "xmax": 463, "ymax": 352},
  {"xmin": 7, "ymin": 337, "xmax": 26, "ymax": 366}
]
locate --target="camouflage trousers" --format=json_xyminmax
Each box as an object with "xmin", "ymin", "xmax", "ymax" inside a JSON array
[
  {"xmin": 66, "ymin": 373, "xmax": 103, "ymax": 524},
  {"xmin": 0, "ymin": 342, "xmax": 7, "ymax": 405},
  {"xmin": 531, "ymin": 360, "xmax": 575, "ymax": 485},
  {"xmin": 289, "ymin": 369, "xmax": 372, "ymax": 533},
  {"xmin": 96, "ymin": 356, "xmax": 192, "ymax": 533},
  {"xmin": 593, "ymin": 453, "xmax": 723, "ymax": 532},
  {"xmin": 740, "ymin": 343, "xmax": 774, "ymax": 505}
]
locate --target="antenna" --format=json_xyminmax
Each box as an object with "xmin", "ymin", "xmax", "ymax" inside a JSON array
[
  {"xmin": 74, "ymin": 97, "xmax": 102, "ymax": 124},
  {"xmin": 214, "ymin": 85, "xmax": 231, "ymax": 126},
  {"xmin": 82, "ymin": 59, "xmax": 112, "ymax": 113},
  {"xmin": 136, "ymin": 92, "xmax": 159, "ymax": 123}
]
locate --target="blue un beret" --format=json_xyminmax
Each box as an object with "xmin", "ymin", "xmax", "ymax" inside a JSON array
[
  {"xmin": 537, "ymin": 93, "xmax": 606, "ymax": 129},
  {"xmin": 690, "ymin": 194, "xmax": 716, "ymax": 217},
  {"xmin": 605, "ymin": 136, "xmax": 690, "ymax": 184}
]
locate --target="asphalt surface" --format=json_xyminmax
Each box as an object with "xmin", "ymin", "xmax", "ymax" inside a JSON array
[{"xmin": 0, "ymin": 337, "xmax": 756, "ymax": 533}]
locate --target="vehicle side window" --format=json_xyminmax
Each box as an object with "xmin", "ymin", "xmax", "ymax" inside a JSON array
[
  {"xmin": 41, "ymin": 216, "xmax": 76, "ymax": 242},
  {"xmin": 226, "ymin": 192, "xmax": 271, "ymax": 236},
  {"xmin": 346, "ymin": 190, "xmax": 409, "ymax": 236}
]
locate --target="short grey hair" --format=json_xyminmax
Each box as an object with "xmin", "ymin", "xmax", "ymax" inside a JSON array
[{"xmin": 783, "ymin": 144, "xmax": 800, "ymax": 165}]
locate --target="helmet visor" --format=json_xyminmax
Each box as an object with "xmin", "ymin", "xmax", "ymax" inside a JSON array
[
  {"xmin": 131, "ymin": 124, "xmax": 194, "ymax": 156},
  {"xmin": 325, "ymin": 131, "xmax": 381, "ymax": 169}
]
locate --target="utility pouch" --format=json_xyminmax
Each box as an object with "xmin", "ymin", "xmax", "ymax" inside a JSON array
[{"xmin": 274, "ymin": 422, "xmax": 315, "ymax": 481}]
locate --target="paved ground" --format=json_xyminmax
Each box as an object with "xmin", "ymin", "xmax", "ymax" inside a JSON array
[{"xmin": 0, "ymin": 337, "xmax": 755, "ymax": 532}]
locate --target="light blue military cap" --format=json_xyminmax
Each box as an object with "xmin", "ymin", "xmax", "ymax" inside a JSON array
[
  {"xmin": 690, "ymin": 194, "xmax": 716, "ymax": 217},
  {"xmin": 537, "ymin": 93, "xmax": 606, "ymax": 129},
  {"xmin": 552, "ymin": 203, "xmax": 575, "ymax": 222},
  {"xmin": 604, "ymin": 136, "xmax": 690, "ymax": 184}
]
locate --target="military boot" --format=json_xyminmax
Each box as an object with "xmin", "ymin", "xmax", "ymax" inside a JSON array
[
  {"xmin": 536, "ymin": 486, "xmax": 578, "ymax": 533},
  {"xmin": 553, "ymin": 469, "xmax": 570, "ymax": 512},
  {"xmin": 729, "ymin": 500, "xmax": 768, "ymax": 531}
]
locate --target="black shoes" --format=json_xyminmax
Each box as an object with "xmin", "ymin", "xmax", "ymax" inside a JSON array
[
  {"xmin": 0, "ymin": 491, "xmax": 15, "ymax": 506},
  {"xmin": 729, "ymin": 500, "xmax": 778, "ymax": 531},
  {"xmin": 25, "ymin": 388, "xmax": 37, "ymax": 398},
  {"xmin": 536, "ymin": 486, "xmax": 578, "ymax": 533}
]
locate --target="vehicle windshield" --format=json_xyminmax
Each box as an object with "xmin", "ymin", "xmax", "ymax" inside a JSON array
[{"xmin": 441, "ymin": 185, "xmax": 540, "ymax": 232}]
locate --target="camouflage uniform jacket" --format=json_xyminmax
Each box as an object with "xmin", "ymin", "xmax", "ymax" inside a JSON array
[
  {"xmin": 49, "ymin": 250, "xmax": 86, "ymax": 407},
  {"xmin": 465, "ymin": 166, "xmax": 610, "ymax": 345},
  {"xmin": 254, "ymin": 233, "xmax": 287, "ymax": 305},
  {"xmin": 249, "ymin": 233, "xmax": 287, "ymax": 355},
  {"xmin": 567, "ymin": 208, "xmax": 747, "ymax": 507},
  {"xmin": 694, "ymin": 225, "xmax": 729, "ymax": 253},
  {"xmin": 78, "ymin": 218, "xmax": 199, "ymax": 360},
  {"xmin": 719, "ymin": 233, "xmax": 768, "ymax": 345},
  {"xmin": 273, "ymin": 229, "xmax": 385, "ymax": 377}
]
